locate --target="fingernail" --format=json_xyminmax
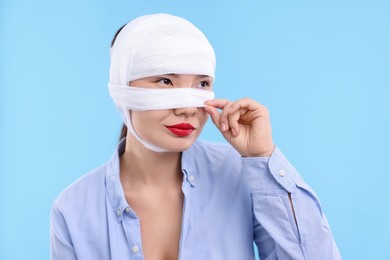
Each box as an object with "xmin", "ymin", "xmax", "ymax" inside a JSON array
[
  {"xmin": 221, "ymin": 123, "xmax": 226, "ymax": 131},
  {"xmin": 232, "ymin": 128, "xmax": 238, "ymax": 136}
]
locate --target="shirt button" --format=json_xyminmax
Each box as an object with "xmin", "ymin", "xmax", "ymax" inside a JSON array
[
  {"xmin": 189, "ymin": 175, "xmax": 195, "ymax": 182},
  {"xmin": 278, "ymin": 169, "xmax": 286, "ymax": 177},
  {"xmin": 116, "ymin": 209, "xmax": 122, "ymax": 216},
  {"xmin": 125, "ymin": 207, "xmax": 130, "ymax": 213},
  {"xmin": 132, "ymin": 245, "xmax": 140, "ymax": 254}
]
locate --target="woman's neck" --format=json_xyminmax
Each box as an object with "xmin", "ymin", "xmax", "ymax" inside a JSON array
[{"xmin": 120, "ymin": 135, "xmax": 183, "ymax": 190}]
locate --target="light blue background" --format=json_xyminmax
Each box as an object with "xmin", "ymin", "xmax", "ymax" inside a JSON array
[{"xmin": 1, "ymin": 0, "xmax": 389, "ymax": 259}]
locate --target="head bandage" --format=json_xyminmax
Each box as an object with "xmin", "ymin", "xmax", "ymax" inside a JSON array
[{"xmin": 108, "ymin": 14, "xmax": 216, "ymax": 152}]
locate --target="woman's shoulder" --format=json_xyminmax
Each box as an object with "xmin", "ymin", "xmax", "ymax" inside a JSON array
[
  {"xmin": 192, "ymin": 139, "xmax": 239, "ymax": 156},
  {"xmin": 189, "ymin": 141, "xmax": 245, "ymax": 187},
  {"xmin": 190, "ymin": 140, "xmax": 241, "ymax": 168},
  {"xmin": 53, "ymin": 163, "xmax": 108, "ymax": 212}
]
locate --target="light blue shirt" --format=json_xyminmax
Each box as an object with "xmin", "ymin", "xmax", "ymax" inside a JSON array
[{"xmin": 50, "ymin": 138, "xmax": 340, "ymax": 259}]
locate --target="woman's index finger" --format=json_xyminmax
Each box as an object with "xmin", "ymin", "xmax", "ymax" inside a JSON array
[{"xmin": 204, "ymin": 98, "xmax": 231, "ymax": 109}]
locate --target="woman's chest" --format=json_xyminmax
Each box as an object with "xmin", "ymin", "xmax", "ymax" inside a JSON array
[{"xmin": 126, "ymin": 189, "xmax": 184, "ymax": 260}]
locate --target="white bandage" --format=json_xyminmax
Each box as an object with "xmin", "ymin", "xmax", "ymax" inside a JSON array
[
  {"xmin": 108, "ymin": 84, "xmax": 215, "ymax": 152},
  {"xmin": 108, "ymin": 83, "xmax": 215, "ymax": 111},
  {"xmin": 108, "ymin": 14, "xmax": 216, "ymax": 152},
  {"xmin": 109, "ymin": 14, "xmax": 216, "ymax": 85}
]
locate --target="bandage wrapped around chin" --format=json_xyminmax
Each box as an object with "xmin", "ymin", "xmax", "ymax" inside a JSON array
[{"xmin": 108, "ymin": 14, "xmax": 216, "ymax": 152}]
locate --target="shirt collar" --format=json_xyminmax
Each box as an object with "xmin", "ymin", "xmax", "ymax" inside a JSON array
[
  {"xmin": 105, "ymin": 138, "xmax": 198, "ymax": 222},
  {"xmin": 105, "ymin": 138, "xmax": 134, "ymax": 222},
  {"xmin": 181, "ymin": 143, "xmax": 197, "ymax": 187}
]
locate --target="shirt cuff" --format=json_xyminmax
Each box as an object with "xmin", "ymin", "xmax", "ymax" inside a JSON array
[{"xmin": 242, "ymin": 146, "xmax": 301, "ymax": 193}]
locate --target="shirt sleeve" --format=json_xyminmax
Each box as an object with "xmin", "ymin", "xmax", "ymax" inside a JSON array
[
  {"xmin": 242, "ymin": 146, "xmax": 341, "ymax": 260},
  {"xmin": 50, "ymin": 202, "xmax": 77, "ymax": 260}
]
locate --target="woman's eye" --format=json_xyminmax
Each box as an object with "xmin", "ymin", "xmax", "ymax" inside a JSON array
[
  {"xmin": 158, "ymin": 78, "xmax": 173, "ymax": 85},
  {"xmin": 197, "ymin": 81, "xmax": 210, "ymax": 89}
]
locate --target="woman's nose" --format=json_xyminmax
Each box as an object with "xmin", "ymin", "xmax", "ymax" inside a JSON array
[{"xmin": 174, "ymin": 107, "xmax": 198, "ymax": 117}]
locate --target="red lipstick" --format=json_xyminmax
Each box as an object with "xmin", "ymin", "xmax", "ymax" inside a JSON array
[{"xmin": 166, "ymin": 123, "xmax": 195, "ymax": 137}]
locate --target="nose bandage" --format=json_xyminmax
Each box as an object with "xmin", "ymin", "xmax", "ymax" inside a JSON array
[
  {"xmin": 109, "ymin": 83, "xmax": 214, "ymax": 152},
  {"xmin": 108, "ymin": 14, "xmax": 216, "ymax": 152},
  {"xmin": 108, "ymin": 83, "xmax": 215, "ymax": 111}
]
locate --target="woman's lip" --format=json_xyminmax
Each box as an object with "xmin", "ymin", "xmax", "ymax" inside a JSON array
[
  {"xmin": 166, "ymin": 123, "xmax": 195, "ymax": 129},
  {"xmin": 166, "ymin": 127, "xmax": 194, "ymax": 137},
  {"xmin": 165, "ymin": 123, "xmax": 195, "ymax": 137}
]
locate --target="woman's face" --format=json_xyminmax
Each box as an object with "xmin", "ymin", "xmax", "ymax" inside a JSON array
[{"xmin": 129, "ymin": 74, "xmax": 213, "ymax": 152}]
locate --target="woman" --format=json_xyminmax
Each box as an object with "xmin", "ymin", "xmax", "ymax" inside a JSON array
[{"xmin": 50, "ymin": 14, "xmax": 340, "ymax": 259}]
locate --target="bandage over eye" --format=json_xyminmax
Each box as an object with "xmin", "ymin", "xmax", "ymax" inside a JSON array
[{"xmin": 108, "ymin": 14, "xmax": 216, "ymax": 152}]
